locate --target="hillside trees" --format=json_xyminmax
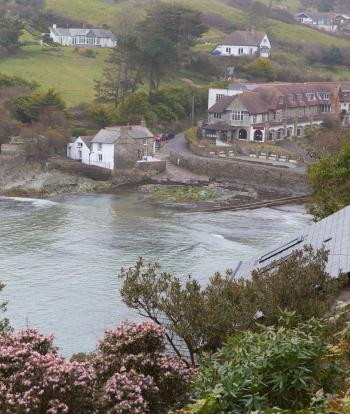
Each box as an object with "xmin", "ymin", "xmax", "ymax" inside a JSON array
[
  {"xmin": 0, "ymin": 14, "xmax": 24, "ymax": 54},
  {"xmin": 97, "ymin": 4, "xmax": 207, "ymax": 101}
]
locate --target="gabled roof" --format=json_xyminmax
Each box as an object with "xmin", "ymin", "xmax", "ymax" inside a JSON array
[
  {"xmin": 233, "ymin": 206, "xmax": 350, "ymax": 279},
  {"xmin": 239, "ymin": 92, "xmax": 269, "ymax": 114},
  {"xmin": 208, "ymin": 96, "xmax": 235, "ymax": 113},
  {"xmin": 79, "ymin": 136, "xmax": 94, "ymax": 147},
  {"xmin": 50, "ymin": 26, "xmax": 116, "ymax": 40},
  {"xmin": 91, "ymin": 125, "xmax": 154, "ymax": 144},
  {"xmin": 221, "ymin": 31, "xmax": 267, "ymax": 47}
]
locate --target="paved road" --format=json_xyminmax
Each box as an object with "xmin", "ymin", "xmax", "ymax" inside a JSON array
[{"xmin": 157, "ymin": 134, "xmax": 307, "ymax": 173}]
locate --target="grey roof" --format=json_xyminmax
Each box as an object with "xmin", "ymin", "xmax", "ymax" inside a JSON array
[
  {"xmin": 221, "ymin": 31, "xmax": 267, "ymax": 47},
  {"xmin": 50, "ymin": 27, "xmax": 116, "ymax": 40},
  {"xmin": 233, "ymin": 206, "xmax": 350, "ymax": 279},
  {"xmin": 296, "ymin": 11, "xmax": 334, "ymax": 20},
  {"xmin": 91, "ymin": 125, "xmax": 154, "ymax": 144}
]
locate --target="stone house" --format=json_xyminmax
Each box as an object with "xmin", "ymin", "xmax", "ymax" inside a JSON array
[{"xmin": 213, "ymin": 31, "xmax": 271, "ymax": 58}]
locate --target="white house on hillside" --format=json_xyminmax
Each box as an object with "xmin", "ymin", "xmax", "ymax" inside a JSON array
[
  {"xmin": 67, "ymin": 136, "xmax": 93, "ymax": 161},
  {"xmin": 295, "ymin": 12, "xmax": 337, "ymax": 32},
  {"xmin": 49, "ymin": 25, "xmax": 117, "ymax": 48},
  {"xmin": 213, "ymin": 31, "xmax": 271, "ymax": 58},
  {"xmin": 67, "ymin": 125, "xmax": 155, "ymax": 170}
]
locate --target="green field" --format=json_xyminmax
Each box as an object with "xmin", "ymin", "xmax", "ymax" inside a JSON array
[{"xmin": 0, "ymin": 45, "xmax": 109, "ymax": 106}]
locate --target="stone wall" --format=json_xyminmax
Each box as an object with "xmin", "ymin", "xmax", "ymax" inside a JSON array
[
  {"xmin": 169, "ymin": 151, "xmax": 310, "ymax": 194},
  {"xmin": 48, "ymin": 159, "xmax": 112, "ymax": 181},
  {"xmin": 136, "ymin": 160, "xmax": 166, "ymax": 174}
]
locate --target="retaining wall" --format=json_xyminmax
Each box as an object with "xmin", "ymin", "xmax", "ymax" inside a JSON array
[{"xmin": 169, "ymin": 150, "xmax": 310, "ymax": 194}]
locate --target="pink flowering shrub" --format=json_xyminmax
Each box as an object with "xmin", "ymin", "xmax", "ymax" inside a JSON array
[
  {"xmin": 96, "ymin": 321, "xmax": 195, "ymax": 413},
  {"xmin": 0, "ymin": 322, "xmax": 194, "ymax": 414},
  {"xmin": 0, "ymin": 329, "xmax": 96, "ymax": 414},
  {"xmin": 102, "ymin": 369, "xmax": 158, "ymax": 414}
]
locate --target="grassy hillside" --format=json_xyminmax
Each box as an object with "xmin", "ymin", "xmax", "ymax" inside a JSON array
[
  {"xmin": 0, "ymin": 45, "xmax": 109, "ymax": 106},
  {"xmin": 0, "ymin": 0, "xmax": 348, "ymax": 107}
]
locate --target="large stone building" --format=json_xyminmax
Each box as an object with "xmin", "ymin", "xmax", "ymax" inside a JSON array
[{"xmin": 200, "ymin": 82, "xmax": 349, "ymax": 145}]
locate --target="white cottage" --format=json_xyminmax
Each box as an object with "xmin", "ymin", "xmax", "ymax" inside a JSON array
[
  {"xmin": 67, "ymin": 136, "xmax": 94, "ymax": 161},
  {"xmin": 214, "ymin": 31, "xmax": 271, "ymax": 58},
  {"xmin": 49, "ymin": 25, "xmax": 117, "ymax": 48},
  {"xmin": 295, "ymin": 12, "xmax": 337, "ymax": 32},
  {"xmin": 87, "ymin": 125, "xmax": 155, "ymax": 170}
]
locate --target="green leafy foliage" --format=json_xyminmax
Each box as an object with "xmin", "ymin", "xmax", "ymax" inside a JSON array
[
  {"xmin": 245, "ymin": 58, "xmax": 277, "ymax": 81},
  {"xmin": 248, "ymin": 246, "xmax": 344, "ymax": 326},
  {"xmin": 193, "ymin": 319, "xmax": 344, "ymax": 413},
  {"xmin": 308, "ymin": 141, "xmax": 350, "ymax": 220},
  {"xmin": 15, "ymin": 89, "xmax": 66, "ymax": 122}
]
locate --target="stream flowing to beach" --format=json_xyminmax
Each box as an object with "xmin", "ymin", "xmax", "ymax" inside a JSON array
[{"xmin": 0, "ymin": 192, "xmax": 312, "ymax": 355}]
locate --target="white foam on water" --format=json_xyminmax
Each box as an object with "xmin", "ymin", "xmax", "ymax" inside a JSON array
[{"xmin": 0, "ymin": 196, "xmax": 56, "ymax": 208}]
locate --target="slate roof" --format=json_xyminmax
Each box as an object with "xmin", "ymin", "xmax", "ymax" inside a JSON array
[
  {"xmin": 80, "ymin": 136, "xmax": 94, "ymax": 147},
  {"xmin": 221, "ymin": 31, "xmax": 266, "ymax": 47},
  {"xmin": 233, "ymin": 206, "xmax": 350, "ymax": 279},
  {"xmin": 50, "ymin": 27, "xmax": 116, "ymax": 40},
  {"xmin": 91, "ymin": 126, "xmax": 154, "ymax": 144},
  {"xmin": 208, "ymin": 96, "xmax": 235, "ymax": 113},
  {"xmin": 239, "ymin": 92, "xmax": 269, "ymax": 114}
]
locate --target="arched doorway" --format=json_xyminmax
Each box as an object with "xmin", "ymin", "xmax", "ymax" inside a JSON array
[
  {"xmin": 239, "ymin": 129, "xmax": 247, "ymax": 140},
  {"xmin": 254, "ymin": 130, "xmax": 263, "ymax": 142}
]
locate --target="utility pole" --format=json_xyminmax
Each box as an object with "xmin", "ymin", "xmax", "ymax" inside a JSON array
[{"xmin": 191, "ymin": 94, "xmax": 195, "ymax": 127}]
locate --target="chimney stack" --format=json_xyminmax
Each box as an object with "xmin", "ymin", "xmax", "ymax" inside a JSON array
[{"xmin": 140, "ymin": 115, "xmax": 146, "ymax": 127}]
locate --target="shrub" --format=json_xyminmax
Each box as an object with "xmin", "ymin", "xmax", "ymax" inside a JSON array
[
  {"xmin": 192, "ymin": 319, "xmax": 345, "ymax": 413},
  {"xmin": 0, "ymin": 329, "xmax": 96, "ymax": 413},
  {"xmin": 247, "ymin": 246, "xmax": 344, "ymax": 325},
  {"xmin": 95, "ymin": 321, "xmax": 194, "ymax": 413}
]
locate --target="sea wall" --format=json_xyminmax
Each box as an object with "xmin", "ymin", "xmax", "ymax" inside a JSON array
[{"xmin": 169, "ymin": 150, "xmax": 310, "ymax": 194}]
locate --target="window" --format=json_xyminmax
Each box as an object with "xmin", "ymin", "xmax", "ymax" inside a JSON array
[
  {"xmin": 258, "ymin": 237, "xmax": 304, "ymax": 264},
  {"xmin": 249, "ymin": 48, "xmax": 253, "ymax": 55},
  {"xmin": 268, "ymin": 131, "xmax": 274, "ymax": 141},
  {"xmin": 143, "ymin": 139, "xmax": 148, "ymax": 146},
  {"xmin": 97, "ymin": 143, "xmax": 102, "ymax": 151},
  {"xmin": 254, "ymin": 130, "xmax": 263, "ymax": 141},
  {"xmin": 98, "ymin": 154, "xmax": 103, "ymax": 162},
  {"xmin": 321, "ymin": 104, "xmax": 331, "ymax": 113},
  {"xmin": 77, "ymin": 142, "xmax": 83, "ymax": 148},
  {"xmin": 238, "ymin": 47, "xmax": 244, "ymax": 55},
  {"xmin": 214, "ymin": 112, "xmax": 222, "ymax": 119},
  {"xmin": 226, "ymin": 47, "xmax": 231, "ymax": 54},
  {"xmin": 216, "ymin": 94, "xmax": 225, "ymax": 102},
  {"xmin": 232, "ymin": 111, "xmax": 244, "ymax": 121},
  {"xmin": 297, "ymin": 128, "xmax": 302, "ymax": 137},
  {"xmin": 252, "ymin": 115, "xmax": 257, "ymax": 123}
]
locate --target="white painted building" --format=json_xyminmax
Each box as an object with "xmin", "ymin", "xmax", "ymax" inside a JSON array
[
  {"xmin": 295, "ymin": 12, "xmax": 337, "ymax": 32},
  {"xmin": 67, "ymin": 136, "xmax": 93, "ymax": 161},
  {"xmin": 67, "ymin": 125, "xmax": 155, "ymax": 170},
  {"xmin": 208, "ymin": 84, "xmax": 251, "ymax": 109},
  {"xmin": 213, "ymin": 31, "xmax": 271, "ymax": 58},
  {"xmin": 49, "ymin": 25, "xmax": 117, "ymax": 48}
]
